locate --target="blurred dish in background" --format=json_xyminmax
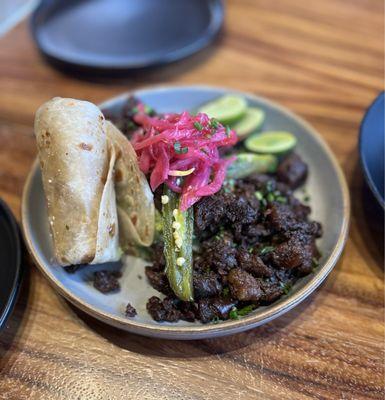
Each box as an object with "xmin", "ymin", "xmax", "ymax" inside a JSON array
[
  {"xmin": 0, "ymin": 0, "xmax": 38, "ymax": 37},
  {"xmin": 31, "ymin": 0, "xmax": 224, "ymax": 72},
  {"xmin": 359, "ymin": 92, "xmax": 384, "ymax": 209}
]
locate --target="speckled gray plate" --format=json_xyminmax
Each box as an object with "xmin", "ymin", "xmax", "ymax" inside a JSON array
[{"xmin": 21, "ymin": 86, "xmax": 350, "ymax": 340}]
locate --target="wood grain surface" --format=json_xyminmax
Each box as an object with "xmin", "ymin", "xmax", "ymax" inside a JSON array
[{"xmin": 0, "ymin": 0, "xmax": 384, "ymax": 399}]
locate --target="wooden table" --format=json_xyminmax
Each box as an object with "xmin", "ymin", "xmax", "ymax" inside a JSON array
[{"xmin": 0, "ymin": 0, "xmax": 383, "ymax": 399}]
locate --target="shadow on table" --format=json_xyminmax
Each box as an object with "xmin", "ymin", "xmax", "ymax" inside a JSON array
[
  {"xmin": 348, "ymin": 157, "xmax": 384, "ymax": 276},
  {"xmin": 70, "ymin": 282, "xmax": 328, "ymax": 359},
  {"xmin": 0, "ymin": 254, "xmax": 31, "ymax": 374},
  {"xmin": 43, "ymin": 34, "xmax": 224, "ymax": 85}
]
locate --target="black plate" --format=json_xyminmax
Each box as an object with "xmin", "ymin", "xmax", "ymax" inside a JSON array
[
  {"xmin": 359, "ymin": 92, "xmax": 385, "ymax": 209},
  {"xmin": 31, "ymin": 0, "xmax": 224, "ymax": 72},
  {"xmin": 0, "ymin": 199, "xmax": 22, "ymax": 331}
]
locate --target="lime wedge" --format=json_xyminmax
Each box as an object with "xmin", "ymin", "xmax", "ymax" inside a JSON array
[
  {"xmin": 198, "ymin": 95, "xmax": 247, "ymax": 124},
  {"xmin": 227, "ymin": 153, "xmax": 278, "ymax": 179},
  {"xmin": 232, "ymin": 108, "xmax": 265, "ymax": 138},
  {"xmin": 245, "ymin": 131, "xmax": 297, "ymax": 154}
]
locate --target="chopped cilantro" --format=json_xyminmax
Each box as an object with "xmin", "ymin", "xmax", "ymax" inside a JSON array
[
  {"xmin": 276, "ymin": 196, "xmax": 287, "ymax": 204},
  {"xmin": 229, "ymin": 307, "xmax": 239, "ymax": 320},
  {"xmin": 174, "ymin": 141, "xmax": 188, "ymax": 154},
  {"xmin": 280, "ymin": 282, "xmax": 292, "ymax": 295},
  {"xmin": 131, "ymin": 107, "xmax": 139, "ymax": 114},
  {"xmin": 237, "ymin": 304, "xmax": 255, "ymax": 316},
  {"xmin": 222, "ymin": 287, "xmax": 230, "ymax": 297},
  {"xmin": 312, "ymin": 257, "xmax": 319, "ymax": 269},
  {"xmin": 255, "ymin": 191, "xmax": 263, "ymax": 200},
  {"xmin": 229, "ymin": 305, "xmax": 255, "ymax": 320},
  {"xmin": 193, "ymin": 121, "xmax": 203, "ymax": 131},
  {"xmin": 126, "ymin": 121, "xmax": 137, "ymax": 130},
  {"xmin": 225, "ymin": 126, "xmax": 231, "ymax": 138},
  {"xmin": 259, "ymin": 246, "xmax": 275, "ymax": 256},
  {"xmin": 144, "ymin": 105, "xmax": 153, "ymax": 114},
  {"xmin": 303, "ymin": 195, "xmax": 311, "ymax": 202},
  {"xmin": 266, "ymin": 192, "xmax": 275, "ymax": 203},
  {"xmin": 212, "ymin": 316, "xmax": 221, "ymax": 324},
  {"xmin": 266, "ymin": 180, "xmax": 274, "ymax": 193},
  {"xmin": 210, "ymin": 118, "xmax": 219, "ymax": 129}
]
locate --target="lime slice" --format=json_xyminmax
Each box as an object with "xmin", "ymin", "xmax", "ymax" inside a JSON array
[
  {"xmin": 232, "ymin": 108, "xmax": 265, "ymax": 138},
  {"xmin": 245, "ymin": 131, "xmax": 297, "ymax": 154},
  {"xmin": 198, "ymin": 95, "xmax": 247, "ymax": 124},
  {"xmin": 227, "ymin": 153, "xmax": 278, "ymax": 179}
]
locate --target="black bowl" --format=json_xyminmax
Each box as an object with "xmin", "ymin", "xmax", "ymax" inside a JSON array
[
  {"xmin": 0, "ymin": 199, "xmax": 22, "ymax": 331},
  {"xmin": 359, "ymin": 92, "xmax": 385, "ymax": 209},
  {"xmin": 31, "ymin": 0, "xmax": 224, "ymax": 73}
]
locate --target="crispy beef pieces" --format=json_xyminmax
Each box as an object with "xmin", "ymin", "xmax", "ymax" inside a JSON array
[{"xmin": 145, "ymin": 153, "xmax": 322, "ymax": 323}]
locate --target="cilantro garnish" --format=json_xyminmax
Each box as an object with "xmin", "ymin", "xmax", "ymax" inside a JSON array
[
  {"xmin": 280, "ymin": 282, "xmax": 292, "ymax": 295},
  {"xmin": 255, "ymin": 191, "xmax": 263, "ymax": 200},
  {"xmin": 229, "ymin": 305, "xmax": 255, "ymax": 320},
  {"xmin": 193, "ymin": 121, "xmax": 203, "ymax": 131},
  {"xmin": 173, "ymin": 141, "xmax": 188, "ymax": 154},
  {"xmin": 222, "ymin": 287, "xmax": 230, "ymax": 297},
  {"xmin": 210, "ymin": 118, "xmax": 219, "ymax": 129},
  {"xmin": 259, "ymin": 246, "xmax": 275, "ymax": 256}
]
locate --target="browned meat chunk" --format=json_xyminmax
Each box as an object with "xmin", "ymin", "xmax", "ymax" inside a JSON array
[
  {"xmin": 228, "ymin": 268, "xmax": 263, "ymax": 302},
  {"xmin": 277, "ymin": 153, "xmax": 308, "ymax": 189},
  {"xmin": 270, "ymin": 231, "xmax": 316, "ymax": 274},
  {"xmin": 125, "ymin": 303, "xmax": 137, "ymax": 318},
  {"xmin": 145, "ymin": 266, "xmax": 172, "ymax": 296},
  {"xmin": 200, "ymin": 234, "xmax": 238, "ymax": 272},
  {"xmin": 93, "ymin": 270, "xmax": 121, "ymax": 293},
  {"xmin": 237, "ymin": 248, "xmax": 273, "ymax": 278},
  {"xmin": 197, "ymin": 298, "xmax": 237, "ymax": 323},
  {"xmin": 194, "ymin": 190, "xmax": 257, "ymax": 236},
  {"xmin": 193, "ymin": 271, "xmax": 222, "ymax": 299},
  {"xmin": 265, "ymin": 203, "xmax": 298, "ymax": 232},
  {"xmin": 146, "ymin": 296, "xmax": 182, "ymax": 322}
]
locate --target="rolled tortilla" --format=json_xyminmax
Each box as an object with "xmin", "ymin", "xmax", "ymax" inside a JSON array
[
  {"xmin": 106, "ymin": 121, "xmax": 154, "ymax": 249},
  {"xmin": 35, "ymin": 97, "xmax": 120, "ymax": 266}
]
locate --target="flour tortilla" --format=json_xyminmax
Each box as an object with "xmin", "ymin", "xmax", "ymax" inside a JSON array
[
  {"xmin": 35, "ymin": 97, "xmax": 120, "ymax": 266},
  {"xmin": 106, "ymin": 121, "xmax": 154, "ymax": 249}
]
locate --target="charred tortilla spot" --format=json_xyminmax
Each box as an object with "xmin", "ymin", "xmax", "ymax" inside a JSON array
[
  {"xmin": 130, "ymin": 213, "xmax": 138, "ymax": 226},
  {"xmin": 108, "ymin": 223, "xmax": 116, "ymax": 238},
  {"xmin": 115, "ymin": 169, "xmax": 123, "ymax": 182},
  {"xmin": 65, "ymin": 224, "xmax": 69, "ymax": 230},
  {"xmin": 100, "ymin": 175, "xmax": 107, "ymax": 185},
  {"xmin": 79, "ymin": 142, "xmax": 93, "ymax": 151},
  {"xmin": 80, "ymin": 254, "xmax": 94, "ymax": 264}
]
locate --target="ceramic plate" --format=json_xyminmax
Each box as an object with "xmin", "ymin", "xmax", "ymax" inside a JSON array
[{"xmin": 21, "ymin": 86, "xmax": 350, "ymax": 339}]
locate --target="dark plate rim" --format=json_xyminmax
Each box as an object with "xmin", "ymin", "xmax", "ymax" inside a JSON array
[
  {"xmin": 0, "ymin": 198, "xmax": 22, "ymax": 331},
  {"xmin": 359, "ymin": 91, "xmax": 385, "ymax": 209},
  {"xmin": 30, "ymin": 0, "xmax": 224, "ymax": 71}
]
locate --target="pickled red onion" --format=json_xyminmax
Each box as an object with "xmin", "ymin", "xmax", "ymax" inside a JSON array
[{"xmin": 132, "ymin": 111, "xmax": 237, "ymax": 210}]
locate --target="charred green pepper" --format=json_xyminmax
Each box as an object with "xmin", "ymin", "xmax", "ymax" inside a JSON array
[{"xmin": 161, "ymin": 186, "xmax": 194, "ymax": 301}]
